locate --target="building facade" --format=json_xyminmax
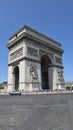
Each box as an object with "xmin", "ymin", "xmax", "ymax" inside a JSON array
[{"xmin": 7, "ymin": 25, "xmax": 64, "ymax": 92}]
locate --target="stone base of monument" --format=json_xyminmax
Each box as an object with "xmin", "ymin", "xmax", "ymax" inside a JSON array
[{"xmin": 29, "ymin": 82, "xmax": 40, "ymax": 92}]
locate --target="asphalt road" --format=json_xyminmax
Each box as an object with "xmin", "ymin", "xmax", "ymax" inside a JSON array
[{"xmin": 0, "ymin": 93, "xmax": 73, "ymax": 130}]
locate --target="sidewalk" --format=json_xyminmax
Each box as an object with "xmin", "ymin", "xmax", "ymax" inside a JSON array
[{"xmin": 0, "ymin": 91, "xmax": 73, "ymax": 95}]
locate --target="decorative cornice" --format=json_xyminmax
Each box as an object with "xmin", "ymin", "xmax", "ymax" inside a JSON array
[
  {"xmin": 9, "ymin": 25, "xmax": 61, "ymax": 46},
  {"xmin": 51, "ymin": 64, "xmax": 64, "ymax": 69},
  {"xmin": 7, "ymin": 32, "xmax": 64, "ymax": 54},
  {"xmin": 25, "ymin": 33, "xmax": 64, "ymax": 53},
  {"xmin": 8, "ymin": 55, "xmax": 63, "ymax": 69},
  {"xmin": 8, "ymin": 56, "xmax": 41, "ymax": 66},
  {"xmin": 7, "ymin": 33, "xmax": 25, "ymax": 48}
]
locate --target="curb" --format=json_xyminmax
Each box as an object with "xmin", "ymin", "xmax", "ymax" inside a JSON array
[{"xmin": 0, "ymin": 91, "xmax": 73, "ymax": 95}]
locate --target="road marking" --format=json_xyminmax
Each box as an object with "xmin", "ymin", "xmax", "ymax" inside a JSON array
[
  {"xmin": 0, "ymin": 104, "xmax": 67, "ymax": 108},
  {"xmin": 0, "ymin": 105, "xmax": 49, "ymax": 108}
]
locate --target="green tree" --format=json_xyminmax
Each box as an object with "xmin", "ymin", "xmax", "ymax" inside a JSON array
[
  {"xmin": 71, "ymin": 86, "xmax": 73, "ymax": 91},
  {"xmin": 66, "ymin": 86, "xmax": 70, "ymax": 91}
]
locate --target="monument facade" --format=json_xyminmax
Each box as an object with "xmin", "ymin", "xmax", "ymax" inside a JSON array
[{"xmin": 7, "ymin": 25, "xmax": 64, "ymax": 92}]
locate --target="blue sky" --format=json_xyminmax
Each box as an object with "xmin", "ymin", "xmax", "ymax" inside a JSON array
[{"xmin": 0, "ymin": 0, "xmax": 73, "ymax": 82}]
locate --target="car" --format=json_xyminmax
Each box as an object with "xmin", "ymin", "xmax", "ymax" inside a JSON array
[{"xmin": 9, "ymin": 90, "xmax": 21, "ymax": 95}]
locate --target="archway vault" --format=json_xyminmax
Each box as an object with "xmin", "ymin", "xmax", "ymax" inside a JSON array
[
  {"xmin": 13, "ymin": 66, "xmax": 19, "ymax": 90},
  {"xmin": 41, "ymin": 55, "xmax": 52, "ymax": 90}
]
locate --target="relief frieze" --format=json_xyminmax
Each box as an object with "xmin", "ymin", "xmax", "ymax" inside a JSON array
[
  {"xmin": 10, "ymin": 47, "xmax": 23, "ymax": 61},
  {"xmin": 27, "ymin": 46, "xmax": 38, "ymax": 57},
  {"xmin": 55, "ymin": 56, "xmax": 62, "ymax": 64}
]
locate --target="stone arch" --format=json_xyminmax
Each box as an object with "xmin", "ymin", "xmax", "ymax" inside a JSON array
[
  {"xmin": 13, "ymin": 66, "xmax": 19, "ymax": 90},
  {"xmin": 41, "ymin": 55, "xmax": 52, "ymax": 90}
]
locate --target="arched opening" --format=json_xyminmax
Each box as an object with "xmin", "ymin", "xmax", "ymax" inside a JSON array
[
  {"xmin": 41, "ymin": 55, "xmax": 52, "ymax": 90},
  {"xmin": 14, "ymin": 66, "xmax": 19, "ymax": 90}
]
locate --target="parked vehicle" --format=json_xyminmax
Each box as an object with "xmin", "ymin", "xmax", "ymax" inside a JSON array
[{"xmin": 9, "ymin": 90, "xmax": 21, "ymax": 95}]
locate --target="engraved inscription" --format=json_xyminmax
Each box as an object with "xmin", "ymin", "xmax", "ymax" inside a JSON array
[
  {"xmin": 27, "ymin": 46, "xmax": 38, "ymax": 57},
  {"xmin": 10, "ymin": 47, "xmax": 23, "ymax": 61},
  {"xmin": 55, "ymin": 56, "xmax": 62, "ymax": 64}
]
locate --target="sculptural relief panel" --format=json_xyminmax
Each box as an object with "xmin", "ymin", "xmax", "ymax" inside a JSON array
[
  {"xmin": 27, "ymin": 46, "xmax": 38, "ymax": 57},
  {"xmin": 29, "ymin": 64, "xmax": 38, "ymax": 82},
  {"xmin": 55, "ymin": 56, "xmax": 62, "ymax": 64},
  {"xmin": 57, "ymin": 69, "xmax": 64, "ymax": 82},
  {"xmin": 10, "ymin": 47, "xmax": 23, "ymax": 61}
]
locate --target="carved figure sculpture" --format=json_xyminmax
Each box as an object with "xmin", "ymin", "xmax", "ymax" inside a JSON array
[
  {"xmin": 30, "ymin": 64, "xmax": 38, "ymax": 81},
  {"xmin": 58, "ymin": 70, "xmax": 64, "ymax": 82}
]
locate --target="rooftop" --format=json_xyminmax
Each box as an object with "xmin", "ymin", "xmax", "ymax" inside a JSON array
[{"xmin": 7, "ymin": 25, "xmax": 63, "ymax": 53}]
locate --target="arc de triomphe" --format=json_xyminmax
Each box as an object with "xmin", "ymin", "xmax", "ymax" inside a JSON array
[{"xmin": 7, "ymin": 25, "xmax": 64, "ymax": 92}]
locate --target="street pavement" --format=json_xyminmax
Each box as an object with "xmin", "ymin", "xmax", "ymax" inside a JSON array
[{"xmin": 0, "ymin": 93, "xmax": 73, "ymax": 130}]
